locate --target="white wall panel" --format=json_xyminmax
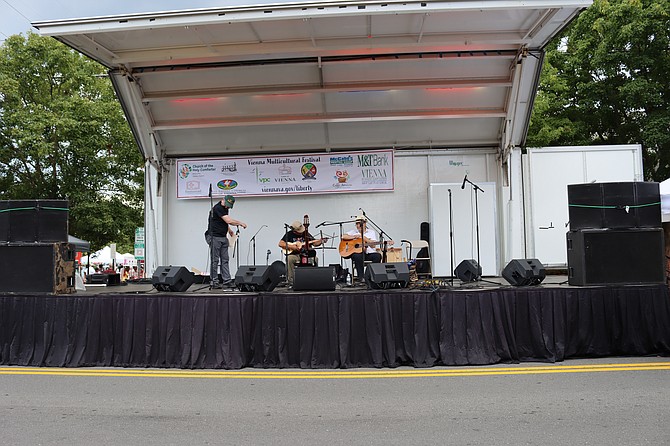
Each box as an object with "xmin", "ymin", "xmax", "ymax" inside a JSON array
[{"xmin": 162, "ymin": 151, "xmax": 495, "ymax": 278}]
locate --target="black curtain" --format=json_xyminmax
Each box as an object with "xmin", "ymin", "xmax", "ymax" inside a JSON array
[{"xmin": 1, "ymin": 285, "xmax": 669, "ymax": 368}]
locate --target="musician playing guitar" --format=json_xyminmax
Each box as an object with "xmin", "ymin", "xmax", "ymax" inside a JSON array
[
  {"xmin": 340, "ymin": 215, "xmax": 393, "ymax": 282},
  {"xmin": 278, "ymin": 215, "xmax": 328, "ymax": 287}
]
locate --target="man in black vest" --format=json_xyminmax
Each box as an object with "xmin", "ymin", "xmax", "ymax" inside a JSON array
[{"xmin": 207, "ymin": 195, "xmax": 247, "ymax": 288}]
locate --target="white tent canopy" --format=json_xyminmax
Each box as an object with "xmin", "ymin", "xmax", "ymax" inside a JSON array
[
  {"xmin": 81, "ymin": 246, "xmax": 135, "ymax": 265},
  {"xmin": 660, "ymin": 178, "xmax": 670, "ymax": 223}
]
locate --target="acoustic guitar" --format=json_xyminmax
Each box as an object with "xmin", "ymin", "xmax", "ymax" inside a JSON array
[{"xmin": 338, "ymin": 238, "xmax": 393, "ymax": 257}]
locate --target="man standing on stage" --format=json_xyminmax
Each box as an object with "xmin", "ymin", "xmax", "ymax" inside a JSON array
[{"xmin": 207, "ymin": 195, "xmax": 247, "ymax": 288}]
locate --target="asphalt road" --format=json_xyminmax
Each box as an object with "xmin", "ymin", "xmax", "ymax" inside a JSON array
[{"xmin": 1, "ymin": 357, "xmax": 669, "ymax": 445}]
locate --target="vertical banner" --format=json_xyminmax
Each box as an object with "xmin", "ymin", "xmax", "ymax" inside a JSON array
[{"xmin": 176, "ymin": 149, "xmax": 394, "ymax": 199}]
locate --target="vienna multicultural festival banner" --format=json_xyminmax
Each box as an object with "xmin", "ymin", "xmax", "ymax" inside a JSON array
[{"xmin": 176, "ymin": 149, "xmax": 394, "ymax": 199}]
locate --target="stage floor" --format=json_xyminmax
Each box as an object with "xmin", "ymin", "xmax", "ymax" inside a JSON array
[{"xmin": 84, "ymin": 274, "xmax": 574, "ymax": 296}]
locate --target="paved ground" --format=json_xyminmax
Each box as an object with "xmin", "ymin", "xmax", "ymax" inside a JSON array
[{"xmin": 1, "ymin": 357, "xmax": 668, "ymax": 445}]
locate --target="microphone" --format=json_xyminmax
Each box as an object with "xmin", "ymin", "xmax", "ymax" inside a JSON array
[
  {"xmin": 461, "ymin": 175, "xmax": 468, "ymax": 189},
  {"xmin": 315, "ymin": 221, "xmax": 325, "ymax": 228},
  {"xmin": 359, "ymin": 208, "xmax": 366, "ymax": 216},
  {"xmin": 208, "ymin": 184, "xmax": 212, "ymax": 198}
]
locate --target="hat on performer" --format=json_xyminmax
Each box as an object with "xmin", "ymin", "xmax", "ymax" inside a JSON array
[
  {"xmin": 223, "ymin": 195, "xmax": 235, "ymax": 208},
  {"xmin": 290, "ymin": 220, "xmax": 305, "ymax": 232},
  {"xmin": 355, "ymin": 215, "xmax": 367, "ymax": 222}
]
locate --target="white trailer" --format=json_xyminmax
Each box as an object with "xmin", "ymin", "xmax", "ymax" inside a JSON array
[{"xmin": 522, "ymin": 144, "xmax": 644, "ymax": 266}]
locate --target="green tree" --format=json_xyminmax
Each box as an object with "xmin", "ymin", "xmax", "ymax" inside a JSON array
[
  {"xmin": 0, "ymin": 32, "xmax": 144, "ymax": 253},
  {"xmin": 527, "ymin": 0, "xmax": 670, "ymax": 181}
]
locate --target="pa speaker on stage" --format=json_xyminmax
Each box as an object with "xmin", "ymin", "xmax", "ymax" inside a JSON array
[
  {"xmin": 152, "ymin": 266, "xmax": 195, "ymax": 292},
  {"xmin": 294, "ymin": 266, "xmax": 336, "ymax": 291},
  {"xmin": 235, "ymin": 265, "xmax": 281, "ymax": 292},
  {"xmin": 567, "ymin": 228, "xmax": 664, "ymax": 286},
  {"xmin": 0, "ymin": 199, "xmax": 69, "ymax": 243},
  {"xmin": 455, "ymin": 259, "xmax": 482, "ymax": 282},
  {"xmin": 365, "ymin": 262, "xmax": 410, "ymax": 289},
  {"xmin": 502, "ymin": 259, "xmax": 546, "ymax": 286},
  {"xmin": 0, "ymin": 243, "xmax": 75, "ymax": 294},
  {"xmin": 568, "ymin": 182, "xmax": 660, "ymax": 230}
]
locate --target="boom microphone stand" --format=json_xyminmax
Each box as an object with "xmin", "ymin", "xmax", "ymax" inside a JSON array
[
  {"xmin": 461, "ymin": 176, "xmax": 486, "ymax": 282},
  {"xmin": 249, "ymin": 225, "xmax": 267, "ymax": 265}
]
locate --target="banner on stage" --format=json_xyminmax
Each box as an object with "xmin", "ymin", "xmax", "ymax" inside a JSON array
[{"xmin": 176, "ymin": 149, "xmax": 394, "ymax": 199}]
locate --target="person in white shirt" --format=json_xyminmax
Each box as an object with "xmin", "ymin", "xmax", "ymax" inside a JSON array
[{"xmin": 341, "ymin": 215, "xmax": 383, "ymax": 281}]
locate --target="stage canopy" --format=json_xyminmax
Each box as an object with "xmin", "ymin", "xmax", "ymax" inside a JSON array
[{"xmin": 33, "ymin": 1, "xmax": 591, "ymax": 163}]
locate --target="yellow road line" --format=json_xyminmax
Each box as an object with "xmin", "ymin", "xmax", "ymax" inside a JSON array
[{"xmin": 0, "ymin": 362, "xmax": 668, "ymax": 379}]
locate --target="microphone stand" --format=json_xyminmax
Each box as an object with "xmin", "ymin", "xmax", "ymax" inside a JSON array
[
  {"xmin": 208, "ymin": 184, "xmax": 214, "ymax": 290},
  {"xmin": 234, "ymin": 226, "xmax": 241, "ymax": 269},
  {"xmin": 283, "ymin": 223, "xmax": 291, "ymax": 284},
  {"xmin": 359, "ymin": 209, "xmax": 393, "ymax": 262},
  {"xmin": 463, "ymin": 177, "xmax": 485, "ymax": 281},
  {"xmin": 318, "ymin": 220, "xmax": 355, "ymax": 268},
  {"xmin": 448, "ymin": 188, "xmax": 455, "ymax": 287},
  {"xmin": 320, "ymin": 230, "xmax": 326, "ymax": 266},
  {"xmin": 249, "ymin": 225, "xmax": 267, "ymax": 265}
]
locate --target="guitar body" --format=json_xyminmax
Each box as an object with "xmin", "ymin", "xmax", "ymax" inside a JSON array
[
  {"xmin": 339, "ymin": 239, "xmax": 367, "ymax": 257},
  {"xmin": 339, "ymin": 238, "xmax": 392, "ymax": 257}
]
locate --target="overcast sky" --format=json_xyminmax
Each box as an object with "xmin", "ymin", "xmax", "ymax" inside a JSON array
[{"xmin": 0, "ymin": 0, "xmax": 269, "ymax": 43}]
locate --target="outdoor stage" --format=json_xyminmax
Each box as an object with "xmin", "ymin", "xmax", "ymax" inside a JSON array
[{"xmin": 1, "ymin": 278, "xmax": 669, "ymax": 369}]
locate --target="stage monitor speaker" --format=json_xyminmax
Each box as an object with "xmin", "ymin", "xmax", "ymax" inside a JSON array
[
  {"xmin": 270, "ymin": 260, "xmax": 287, "ymax": 283},
  {"xmin": 568, "ymin": 182, "xmax": 660, "ymax": 230},
  {"xmin": 294, "ymin": 266, "xmax": 336, "ymax": 291},
  {"xmin": 152, "ymin": 266, "xmax": 195, "ymax": 292},
  {"xmin": 455, "ymin": 259, "xmax": 482, "ymax": 282},
  {"xmin": 234, "ymin": 265, "xmax": 281, "ymax": 292},
  {"xmin": 502, "ymin": 259, "xmax": 546, "ymax": 286},
  {"xmin": 567, "ymin": 228, "xmax": 664, "ymax": 286},
  {"xmin": 0, "ymin": 199, "xmax": 68, "ymax": 243},
  {"xmin": 365, "ymin": 262, "xmax": 410, "ymax": 289},
  {"xmin": 0, "ymin": 243, "xmax": 75, "ymax": 294}
]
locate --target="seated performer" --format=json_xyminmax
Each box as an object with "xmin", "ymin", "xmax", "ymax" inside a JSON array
[
  {"xmin": 278, "ymin": 219, "xmax": 325, "ymax": 287},
  {"xmin": 340, "ymin": 215, "xmax": 390, "ymax": 281}
]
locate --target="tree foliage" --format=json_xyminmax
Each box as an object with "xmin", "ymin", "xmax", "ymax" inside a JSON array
[
  {"xmin": 527, "ymin": 0, "xmax": 670, "ymax": 181},
  {"xmin": 0, "ymin": 32, "xmax": 144, "ymax": 253}
]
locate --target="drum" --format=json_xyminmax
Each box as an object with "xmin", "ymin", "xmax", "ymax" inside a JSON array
[{"xmin": 385, "ymin": 247, "xmax": 403, "ymax": 263}]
